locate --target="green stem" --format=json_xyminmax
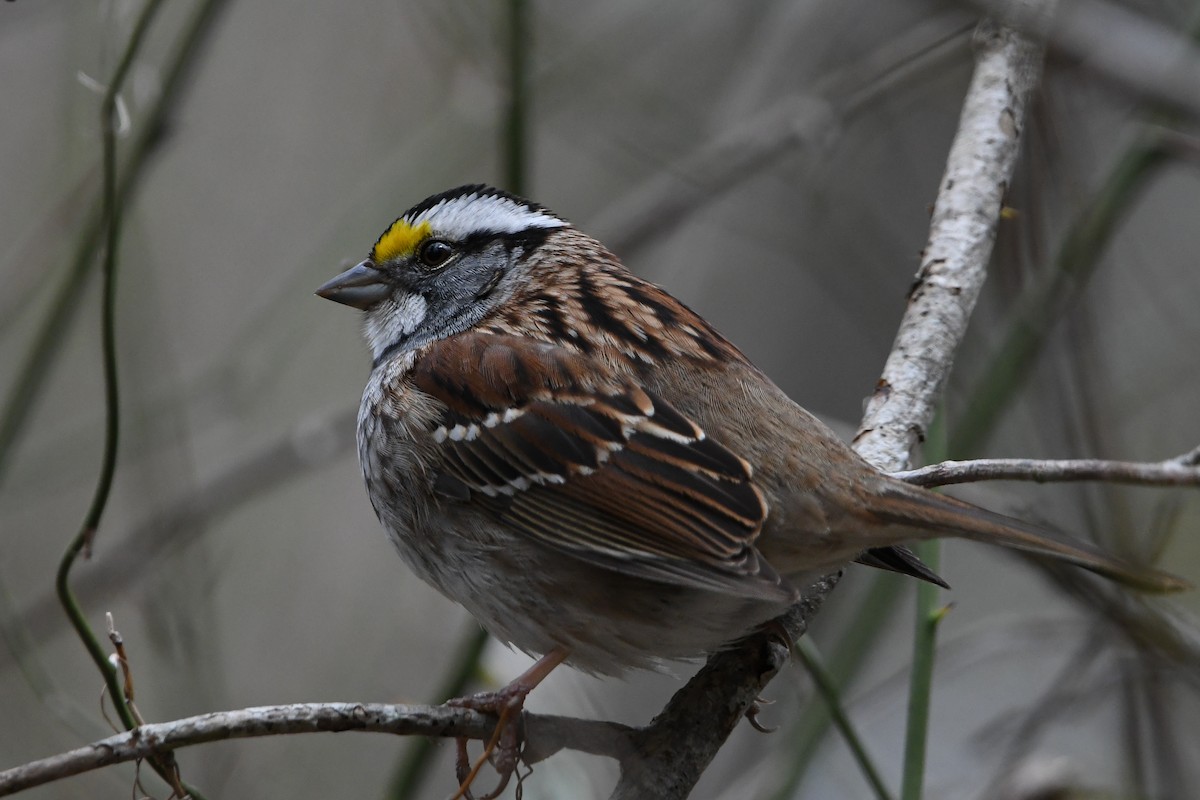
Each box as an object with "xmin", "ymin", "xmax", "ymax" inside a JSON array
[
  {"xmin": 794, "ymin": 639, "xmax": 896, "ymax": 800},
  {"xmin": 899, "ymin": 542, "xmax": 945, "ymax": 800},
  {"xmin": 898, "ymin": 410, "xmax": 950, "ymax": 800},
  {"xmin": 769, "ymin": 572, "xmax": 905, "ymax": 799}
]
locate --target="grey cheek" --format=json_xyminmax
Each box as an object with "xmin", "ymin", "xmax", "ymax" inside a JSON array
[{"xmin": 474, "ymin": 269, "xmax": 505, "ymax": 301}]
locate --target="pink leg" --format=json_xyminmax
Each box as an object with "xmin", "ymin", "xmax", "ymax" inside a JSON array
[{"xmin": 448, "ymin": 648, "xmax": 570, "ymax": 800}]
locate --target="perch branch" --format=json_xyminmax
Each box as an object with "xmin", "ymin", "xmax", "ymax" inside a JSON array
[
  {"xmin": 0, "ymin": 704, "xmax": 498, "ymax": 796},
  {"xmin": 0, "ymin": 702, "xmax": 642, "ymax": 797}
]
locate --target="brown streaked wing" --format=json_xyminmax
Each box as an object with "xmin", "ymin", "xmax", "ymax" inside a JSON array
[{"xmin": 412, "ymin": 332, "xmax": 790, "ymax": 600}]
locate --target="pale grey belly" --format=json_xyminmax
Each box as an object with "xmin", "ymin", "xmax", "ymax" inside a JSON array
[{"xmin": 375, "ymin": 499, "xmax": 793, "ymax": 675}]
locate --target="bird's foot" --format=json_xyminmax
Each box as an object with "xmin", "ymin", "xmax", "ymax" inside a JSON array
[
  {"xmin": 446, "ymin": 648, "xmax": 569, "ymax": 800},
  {"xmin": 448, "ymin": 685, "xmax": 529, "ymax": 800}
]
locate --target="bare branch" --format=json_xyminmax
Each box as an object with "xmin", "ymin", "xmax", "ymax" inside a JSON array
[
  {"xmin": 0, "ymin": 698, "xmax": 667, "ymax": 798},
  {"xmin": 893, "ymin": 446, "xmax": 1200, "ymax": 488},
  {"xmin": 0, "ymin": 703, "xmax": 498, "ymax": 796}
]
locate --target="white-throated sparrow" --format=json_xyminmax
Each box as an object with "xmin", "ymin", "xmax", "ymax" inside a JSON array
[{"xmin": 317, "ymin": 183, "xmax": 1181, "ymax": 694}]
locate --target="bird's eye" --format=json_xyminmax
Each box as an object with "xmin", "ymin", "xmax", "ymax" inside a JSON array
[{"xmin": 417, "ymin": 239, "xmax": 454, "ymax": 268}]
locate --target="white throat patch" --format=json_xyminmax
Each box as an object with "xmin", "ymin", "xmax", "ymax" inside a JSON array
[{"xmin": 365, "ymin": 293, "xmax": 428, "ymax": 360}]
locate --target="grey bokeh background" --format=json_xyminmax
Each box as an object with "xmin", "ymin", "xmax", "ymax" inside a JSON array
[{"xmin": 3, "ymin": 2, "xmax": 1200, "ymax": 798}]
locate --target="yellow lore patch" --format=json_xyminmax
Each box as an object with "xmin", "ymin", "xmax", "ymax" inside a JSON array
[{"xmin": 371, "ymin": 219, "xmax": 431, "ymax": 264}]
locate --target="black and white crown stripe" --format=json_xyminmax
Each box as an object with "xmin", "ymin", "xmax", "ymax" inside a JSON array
[{"xmin": 402, "ymin": 185, "xmax": 568, "ymax": 241}]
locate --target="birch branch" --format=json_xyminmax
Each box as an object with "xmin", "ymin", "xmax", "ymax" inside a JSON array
[{"xmin": 854, "ymin": 17, "xmax": 1045, "ymax": 468}]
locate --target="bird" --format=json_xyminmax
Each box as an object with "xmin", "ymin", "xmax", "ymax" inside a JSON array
[{"xmin": 316, "ymin": 184, "xmax": 1182, "ymax": 792}]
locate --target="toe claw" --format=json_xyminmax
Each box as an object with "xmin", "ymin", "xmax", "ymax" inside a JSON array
[{"xmin": 745, "ymin": 698, "xmax": 778, "ymax": 734}]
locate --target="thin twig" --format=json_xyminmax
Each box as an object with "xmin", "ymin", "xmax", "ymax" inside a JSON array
[
  {"xmin": 49, "ymin": 3, "xmax": 232, "ymax": 798},
  {"xmin": 892, "ymin": 447, "xmax": 1200, "ymax": 488}
]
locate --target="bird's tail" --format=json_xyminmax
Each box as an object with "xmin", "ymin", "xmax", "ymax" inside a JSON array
[{"xmin": 867, "ymin": 480, "xmax": 1189, "ymax": 593}]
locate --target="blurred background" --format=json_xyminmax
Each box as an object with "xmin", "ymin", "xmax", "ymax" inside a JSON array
[{"xmin": 2, "ymin": 1, "xmax": 1199, "ymax": 798}]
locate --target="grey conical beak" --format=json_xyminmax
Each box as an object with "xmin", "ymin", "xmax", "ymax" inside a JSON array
[{"xmin": 316, "ymin": 260, "xmax": 392, "ymax": 310}]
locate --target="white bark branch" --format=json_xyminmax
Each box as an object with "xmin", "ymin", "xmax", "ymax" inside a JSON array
[
  {"xmin": 854, "ymin": 17, "xmax": 1045, "ymax": 469},
  {"xmin": 893, "ymin": 446, "xmax": 1200, "ymax": 487}
]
